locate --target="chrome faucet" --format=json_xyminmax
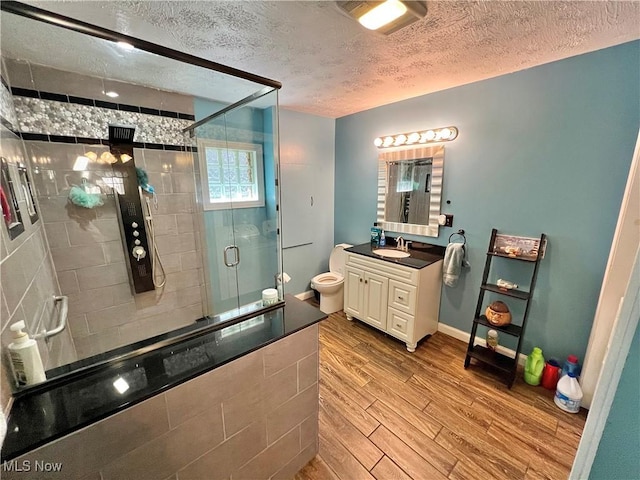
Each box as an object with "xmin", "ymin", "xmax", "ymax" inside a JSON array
[{"xmin": 396, "ymin": 236, "xmax": 406, "ymax": 251}]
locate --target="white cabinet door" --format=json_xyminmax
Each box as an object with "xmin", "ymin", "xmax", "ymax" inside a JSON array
[
  {"xmin": 363, "ymin": 272, "xmax": 388, "ymax": 330},
  {"xmin": 344, "ymin": 266, "xmax": 364, "ymax": 318}
]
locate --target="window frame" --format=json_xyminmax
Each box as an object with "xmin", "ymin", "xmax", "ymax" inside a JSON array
[{"xmin": 197, "ymin": 139, "xmax": 265, "ymax": 211}]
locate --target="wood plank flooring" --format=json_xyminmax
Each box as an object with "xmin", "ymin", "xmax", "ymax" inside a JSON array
[{"xmin": 295, "ymin": 308, "xmax": 587, "ymax": 480}]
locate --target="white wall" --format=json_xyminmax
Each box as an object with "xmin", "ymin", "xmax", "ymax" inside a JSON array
[{"xmin": 279, "ymin": 109, "xmax": 335, "ymax": 296}]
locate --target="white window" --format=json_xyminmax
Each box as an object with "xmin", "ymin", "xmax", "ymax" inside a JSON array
[{"xmin": 198, "ymin": 139, "xmax": 265, "ymax": 210}]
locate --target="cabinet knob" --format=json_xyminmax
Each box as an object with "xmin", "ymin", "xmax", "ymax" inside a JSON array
[
  {"xmin": 398, "ymin": 296, "xmax": 404, "ymax": 300},
  {"xmin": 396, "ymin": 324, "xmax": 402, "ymax": 328},
  {"xmin": 359, "ymin": 278, "xmax": 362, "ymax": 282},
  {"xmin": 365, "ymin": 280, "xmax": 368, "ymax": 284}
]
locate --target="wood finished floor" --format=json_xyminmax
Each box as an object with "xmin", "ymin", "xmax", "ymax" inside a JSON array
[{"xmin": 295, "ymin": 307, "xmax": 587, "ymax": 480}]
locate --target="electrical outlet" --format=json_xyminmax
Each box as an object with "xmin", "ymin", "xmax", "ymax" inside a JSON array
[{"xmin": 444, "ymin": 214, "xmax": 454, "ymax": 227}]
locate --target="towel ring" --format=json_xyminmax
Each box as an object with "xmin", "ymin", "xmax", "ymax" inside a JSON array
[{"xmin": 448, "ymin": 229, "xmax": 466, "ymax": 246}]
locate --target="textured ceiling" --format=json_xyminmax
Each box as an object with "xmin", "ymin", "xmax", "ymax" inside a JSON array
[{"xmin": 8, "ymin": 1, "xmax": 640, "ymax": 117}]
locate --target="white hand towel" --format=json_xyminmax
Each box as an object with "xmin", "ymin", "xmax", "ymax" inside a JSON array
[{"xmin": 443, "ymin": 243, "xmax": 468, "ymax": 287}]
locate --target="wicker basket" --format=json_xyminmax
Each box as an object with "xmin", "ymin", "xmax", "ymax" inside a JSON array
[{"xmin": 485, "ymin": 301, "xmax": 512, "ymax": 326}]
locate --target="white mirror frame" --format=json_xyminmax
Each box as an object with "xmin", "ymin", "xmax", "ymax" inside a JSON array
[{"xmin": 377, "ymin": 145, "xmax": 444, "ymax": 237}]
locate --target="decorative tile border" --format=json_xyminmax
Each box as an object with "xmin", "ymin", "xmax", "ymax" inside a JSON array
[
  {"xmin": 17, "ymin": 132, "xmax": 197, "ymax": 152},
  {"xmin": 14, "ymin": 96, "xmax": 194, "ymax": 146},
  {"xmin": 10, "ymin": 87, "xmax": 195, "ymax": 121},
  {"xmin": 0, "ymin": 77, "xmax": 18, "ymax": 130}
]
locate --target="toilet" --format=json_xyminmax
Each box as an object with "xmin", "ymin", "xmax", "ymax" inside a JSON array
[{"xmin": 311, "ymin": 243, "xmax": 353, "ymax": 314}]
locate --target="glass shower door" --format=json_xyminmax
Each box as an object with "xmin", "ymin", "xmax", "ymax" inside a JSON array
[{"xmin": 193, "ymin": 89, "xmax": 281, "ymax": 319}]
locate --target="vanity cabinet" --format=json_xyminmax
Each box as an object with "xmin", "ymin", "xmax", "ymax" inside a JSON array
[{"xmin": 343, "ymin": 252, "xmax": 443, "ymax": 352}]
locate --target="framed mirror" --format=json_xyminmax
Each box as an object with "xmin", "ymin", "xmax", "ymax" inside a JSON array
[
  {"xmin": 1, "ymin": 156, "xmax": 25, "ymax": 239},
  {"xmin": 377, "ymin": 145, "xmax": 443, "ymax": 237}
]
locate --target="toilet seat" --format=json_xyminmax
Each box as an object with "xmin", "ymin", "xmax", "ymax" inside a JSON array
[{"xmin": 311, "ymin": 272, "xmax": 343, "ymax": 287}]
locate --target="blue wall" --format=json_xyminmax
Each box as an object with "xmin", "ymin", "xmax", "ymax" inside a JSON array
[
  {"xmin": 335, "ymin": 41, "xmax": 640, "ymax": 360},
  {"xmin": 590, "ymin": 322, "xmax": 640, "ymax": 478}
]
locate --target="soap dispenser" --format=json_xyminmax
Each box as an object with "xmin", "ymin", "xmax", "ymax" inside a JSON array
[
  {"xmin": 8, "ymin": 320, "xmax": 46, "ymax": 386},
  {"xmin": 379, "ymin": 230, "xmax": 386, "ymax": 247}
]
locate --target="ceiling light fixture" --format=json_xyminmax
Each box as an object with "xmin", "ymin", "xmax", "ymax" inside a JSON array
[
  {"xmin": 374, "ymin": 126, "xmax": 458, "ymax": 149},
  {"xmin": 336, "ymin": 1, "xmax": 427, "ymax": 35},
  {"xmin": 104, "ymin": 91, "xmax": 119, "ymax": 98}
]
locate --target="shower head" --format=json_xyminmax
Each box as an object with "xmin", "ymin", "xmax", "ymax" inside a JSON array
[{"xmin": 108, "ymin": 124, "xmax": 136, "ymax": 144}]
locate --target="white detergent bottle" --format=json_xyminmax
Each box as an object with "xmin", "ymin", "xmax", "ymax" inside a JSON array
[
  {"xmin": 554, "ymin": 372, "xmax": 583, "ymax": 413},
  {"xmin": 8, "ymin": 321, "xmax": 46, "ymax": 386}
]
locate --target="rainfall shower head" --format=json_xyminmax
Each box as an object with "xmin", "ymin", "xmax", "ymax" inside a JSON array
[{"xmin": 108, "ymin": 124, "xmax": 136, "ymax": 144}]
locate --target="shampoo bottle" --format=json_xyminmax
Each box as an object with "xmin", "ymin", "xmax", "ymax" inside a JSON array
[{"xmin": 8, "ymin": 321, "xmax": 46, "ymax": 386}]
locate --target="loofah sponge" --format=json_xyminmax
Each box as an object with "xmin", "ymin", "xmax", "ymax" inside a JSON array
[{"xmin": 68, "ymin": 185, "xmax": 104, "ymax": 209}]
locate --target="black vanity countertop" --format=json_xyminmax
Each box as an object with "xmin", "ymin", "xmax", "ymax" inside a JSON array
[
  {"xmin": 1, "ymin": 295, "xmax": 326, "ymax": 461},
  {"xmin": 346, "ymin": 241, "xmax": 446, "ymax": 269}
]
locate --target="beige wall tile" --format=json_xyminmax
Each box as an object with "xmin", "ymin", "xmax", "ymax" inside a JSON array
[
  {"xmin": 76, "ymin": 262, "xmax": 128, "ymax": 291},
  {"xmin": 149, "ymin": 215, "xmax": 177, "ymax": 237},
  {"xmin": 300, "ymin": 413, "xmax": 319, "ymax": 450},
  {"xmin": 4, "ymin": 395, "xmax": 169, "ymax": 480},
  {"xmin": 67, "ymin": 314, "xmax": 90, "ymax": 338},
  {"xmin": 263, "ymin": 324, "xmax": 319, "ymax": 377},
  {"xmin": 177, "ymin": 419, "xmax": 267, "ymax": 480},
  {"xmin": 271, "ymin": 443, "xmax": 317, "ymax": 480},
  {"xmin": 31, "ymin": 65, "xmax": 104, "ymax": 99},
  {"xmin": 222, "ymin": 382, "xmax": 264, "ymax": 438},
  {"xmin": 57, "ymin": 270, "xmax": 79, "ymax": 295},
  {"xmin": 66, "ymin": 218, "xmax": 120, "ymax": 246},
  {"xmin": 175, "ymin": 286, "xmax": 202, "ymax": 308},
  {"xmin": 155, "ymin": 233, "xmax": 195, "ymax": 256},
  {"xmin": 74, "ymin": 327, "xmax": 123, "ymax": 358},
  {"xmin": 102, "ymin": 240, "xmax": 126, "ymax": 264},
  {"xmin": 237, "ymin": 426, "xmax": 300, "ymax": 480},
  {"xmin": 163, "ymin": 269, "xmax": 201, "ymax": 293},
  {"xmin": 298, "ymin": 351, "xmax": 319, "ymax": 393},
  {"xmin": 171, "ymin": 173, "xmax": 195, "ymax": 194},
  {"xmin": 165, "ymin": 350, "xmax": 263, "ymax": 428},
  {"xmin": 266, "ymin": 384, "xmax": 319, "ymax": 445},
  {"xmin": 101, "ymin": 404, "xmax": 224, "ymax": 480},
  {"xmin": 4, "ymin": 58, "xmax": 34, "ymax": 89},
  {"xmin": 134, "ymin": 290, "xmax": 178, "ymax": 318},
  {"xmin": 44, "ymin": 222, "xmax": 70, "ymax": 248},
  {"xmin": 155, "ymin": 194, "xmax": 193, "ymax": 215},
  {"xmin": 144, "ymin": 151, "xmax": 193, "ymax": 174},
  {"xmin": 86, "ymin": 302, "xmax": 137, "ymax": 333},
  {"xmin": 262, "ymin": 363, "xmax": 298, "ymax": 414},
  {"xmin": 179, "ymin": 251, "xmax": 200, "ymax": 271},
  {"xmin": 51, "ymin": 244, "xmax": 106, "ymax": 272},
  {"xmin": 176, "ymin": 214, "xmax": 195, "ymax": 233}
]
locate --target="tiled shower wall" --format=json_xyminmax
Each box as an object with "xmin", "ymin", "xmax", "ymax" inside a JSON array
[
  {"xmin": 0, "ymin": 64, "xmax": 71, "ymax": 407},
  {"xmin": 6, "ymin": 59, "xmax": 206, "ymax": 365},
  {"xmin": 25, "ymin": 141, "xmax": 204, "ymax": 360}
]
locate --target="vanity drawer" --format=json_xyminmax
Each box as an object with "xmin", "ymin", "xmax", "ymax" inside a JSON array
[
  {"xmin": 388, "ymin": 280, "xmax": 416, "ymax": 314},
  {"xmin": 387, "ymin": 308, "xmax": 413, "ymax": 341}
]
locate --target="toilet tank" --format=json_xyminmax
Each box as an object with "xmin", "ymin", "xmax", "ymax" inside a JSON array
[{"xmin": 329, "ymin": 243, "xmax": 352, "ymax": 275}]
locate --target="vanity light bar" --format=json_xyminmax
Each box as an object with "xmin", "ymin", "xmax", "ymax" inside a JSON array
[{"xmin": 374, "ymin": 126, "xmax": 458, "ymax": 148}]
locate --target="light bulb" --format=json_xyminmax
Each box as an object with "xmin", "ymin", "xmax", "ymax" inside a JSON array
[
  {"xmin": 383, "ymin": 136, "xmax": 394, "ymax": 147},
  {"xmin": 407, "ymin": 132, "xmax": 420, "ymax": 144},
  {"xmin": 358, "ymin": 0, "xmax": 407, "ymax": 31},
  {"xmin": 374, "ymin": 137, "xmax": 383, "ymax": 147},
  {"xmin": 440, "ymin": 128, "xmax": 451, "ymax": 139},
  {"xmin": 394, "ymin": 134, "xmax": 407, "ymax": 146}
]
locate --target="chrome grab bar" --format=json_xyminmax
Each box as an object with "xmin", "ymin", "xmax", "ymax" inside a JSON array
[{"xmin": 33, "ymin": 295, "xmax": 68, "ymax": 341}]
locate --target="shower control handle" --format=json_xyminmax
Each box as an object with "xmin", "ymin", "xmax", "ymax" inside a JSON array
[{"xmin": 132, "ymin": 246, "xmax": 147, "ymax": 261}]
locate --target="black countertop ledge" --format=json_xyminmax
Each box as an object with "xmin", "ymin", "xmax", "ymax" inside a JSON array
[
  {"xmin": 346, "ymin": 241, "xmax": 446, "ymax": 269},
  {"xmin": 1, "ymin": 295, "xmax": 326, "ymax": 461}
]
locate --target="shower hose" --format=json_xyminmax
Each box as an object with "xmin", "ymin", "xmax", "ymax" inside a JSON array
[{"xmin": 143, "ymin": 193, "xmax": 167, "ymax": 288}]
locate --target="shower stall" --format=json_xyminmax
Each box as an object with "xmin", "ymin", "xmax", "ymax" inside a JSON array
[{"xmin": 0, "ymin": 2, "xmax": 284, "ymax": 392}]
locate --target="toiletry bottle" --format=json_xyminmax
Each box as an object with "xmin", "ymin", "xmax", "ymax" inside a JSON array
[
  {"xmin": 379, "ymin": 230, "xmax": 386, "ymax": 247},
  {"xmin": 8, "ymin": 321, "xmax": 46, "ymax": 386},
  {"xmin": 560, "ymin": 355, "xmax": 581, "ymax": 379}
]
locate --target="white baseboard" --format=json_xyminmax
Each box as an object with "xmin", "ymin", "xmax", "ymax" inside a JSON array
[
  {"xmin": 295, "ymin": 290, "xmax": 315, "ymax": 301},
  {"xmin": 437, "ymin": 323, "xmax": 527, "ymax": 366}
]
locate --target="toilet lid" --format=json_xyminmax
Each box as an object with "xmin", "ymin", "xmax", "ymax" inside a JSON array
[{"xmin": 329, "ymin": 243, "xmax": 352, "ymax": 275}]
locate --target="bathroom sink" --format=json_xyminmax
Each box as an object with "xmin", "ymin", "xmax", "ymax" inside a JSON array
[{"xmin": 372, "ymin": 248, "xmax": 410, "ymax": 259}]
